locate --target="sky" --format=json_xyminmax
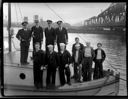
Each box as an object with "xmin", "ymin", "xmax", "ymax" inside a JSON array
[{"xmin": 3, "ymin": 3, "xmax": 111, "ymax": 26}]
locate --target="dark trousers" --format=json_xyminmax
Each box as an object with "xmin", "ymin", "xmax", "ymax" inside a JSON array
[
  {"xmin": 33, "ymin": 40, "xmax": 42, "ymax": 57},
  {"xmin": 20, "ymin": 43, "xmax": 29, "ymax": 64},
  {"xmin": 59, "ymin": 67, "xmax": 70, "ymax": 86},
  {"xmin": 93, "ymin": 59, "xmax": 104, "ymax": 79},
  {"xmin": 74, "ymin": 63, "xmax": 82, "ymax": 82},
  {"xmin": 82, "ymin": 57, "xmax": 93, "ymax": 81},
  {"xmin": 33, "ymin": 65, "xmax": 43, "ymax": 88},
  {"xmin": 46, "ymin": 67, "xmax": 56, "ymax": 87},
  {"xmin": 57, "ymin": 42, "xmax": 66, "ymax": 52}
]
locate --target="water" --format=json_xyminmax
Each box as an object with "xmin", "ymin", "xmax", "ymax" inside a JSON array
[{"xmin": 3, "ymin": 27, "xmax": 127, "ymax": 96}]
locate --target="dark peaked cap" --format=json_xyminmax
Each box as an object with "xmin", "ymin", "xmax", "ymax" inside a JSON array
[
  {"xmin": 47, "ymin": 20, "xmax": 52, "ymax": 23},
  {"xmin": 21, "ymin": 21, "xmax": 28, "ymax": 26},
  {"xmin": 57, "ymin": 20, "xmax": 63, "ymax": 25}
]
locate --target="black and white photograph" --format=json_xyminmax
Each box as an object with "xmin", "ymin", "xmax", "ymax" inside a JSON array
[{"xmin": 2, "ymin": 2, "xmax": 127, "ymax": 96}]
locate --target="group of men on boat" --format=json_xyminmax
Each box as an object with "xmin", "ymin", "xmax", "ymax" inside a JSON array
[{"xmin": 16, "ymin": 18, "xmax": 106, "ymax": 90}]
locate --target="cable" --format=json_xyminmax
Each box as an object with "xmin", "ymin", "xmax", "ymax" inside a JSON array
[
  {"xmin": 17, "ymin": 3, "xmax": 23, "ymax": 21},
  {"xmin": 44, "ymin": 3, "xmax": 65, "ymax": 23},
  {"xmin": 14, "ymin": 4, "xmax": 19, "ymax": 26}
]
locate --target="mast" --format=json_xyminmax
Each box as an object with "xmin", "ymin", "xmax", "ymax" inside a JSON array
[{"xmin": 8, "ymin": 3, "xmax": 12, "ymax": 52}]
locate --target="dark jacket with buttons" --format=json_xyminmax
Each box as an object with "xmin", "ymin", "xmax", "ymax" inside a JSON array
[
  {"xmin": 58, "ymin": 50, "xmax": 72, "ymax": 68},
  {"xmin": 72, "ymin": 43, "xmax": 84, "ymax": 54},
  {"xmin": 72, "ymin": 50, "xmax": 83, "ymax": 64},
  {"xmin": 56, "ymin": 27, "xmax": 68, "ymax": 44},
  {"xmin": 16, "ymin": 29, "xmax": 32, "ymax": 46},
  {"xmin": 45, "ymin": 51, "xmax": 59, "ymax": 69},
  {"xmin": 34, "ymin": 50, "xmax": 45, "ymax": 68},
  {"xmin": 44, "ymin": 27, "xmax": 56, "ymax": 44},
  {"xmin": 31, "ymin": 26, "xmax": 43, "ymax": 42},
  {"xmin": 93, "ymin": 49, "xmax": 106, "ymax": 62}
]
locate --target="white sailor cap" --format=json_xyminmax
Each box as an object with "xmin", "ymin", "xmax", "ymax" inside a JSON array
[
  {"xmin": 75, "ymin": 44, "xmax": 80, "ymax": 47},
  {"xmin": 59, "ymin": 43, "xmax": 65, "ymax": 47},
  {"xmin": 47, "ymin": 44, "xmax": 53, "ymax": 48}
]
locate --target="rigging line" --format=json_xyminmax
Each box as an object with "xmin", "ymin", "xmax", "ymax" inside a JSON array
[
  {"xmin": 17, "ymin": 3, "xmax": 23, "ymax": 20},
  {"xmin": 44, "ymin": 3, "xmax": 65, "ymax": 22},
  {"xmin": 14, "ymin": 4, "xmax": 19, "ymax": 26},
  {"xmin": 44, "ymin": 3, "xmax": 87, "ymax": 42}
]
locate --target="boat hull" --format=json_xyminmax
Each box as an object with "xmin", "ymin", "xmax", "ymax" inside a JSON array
[{"xmin": 4, "ymin": 64, "xmax": 120, "ymax": 96}]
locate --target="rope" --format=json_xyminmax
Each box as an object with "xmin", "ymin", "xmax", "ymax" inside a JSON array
[
  {"xmin": 44, "ymin": 3, "xmax": 65, "ymax": 23},
  {"xmin": 94, "ymin": 74, "xmax": 110, "ymax": 95},
  {"xmin": 17, "ymin": 3, "xmax": 23, "ymax": 21},
  {"xmin": 14, "ymin": 4, "xmax": 19, "ymax": 26},
  {"xmin": 106, "ymin": 59, "xmax": 127, "ymax": 81}
]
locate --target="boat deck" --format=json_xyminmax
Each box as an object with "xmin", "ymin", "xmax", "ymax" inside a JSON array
[
  {"xmin": 4, "ymin": 51, "xmax": 33, "ymax": 67},
  {"xmin": 3, "ymin": 51, "xmax": 120, "ymax": 96}
]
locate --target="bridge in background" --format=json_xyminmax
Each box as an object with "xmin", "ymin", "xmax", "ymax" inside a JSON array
[{"xmin": 83, "ymin": 3, "xmax": 126, "ymax": 32}]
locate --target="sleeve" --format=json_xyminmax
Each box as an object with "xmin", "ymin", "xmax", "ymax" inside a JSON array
[
  {"xmin": 41, "ymin": 51, "xmax": 46, "ymax": 66},
  {"xmin": 16, "ymin": 30, "xmax": 21, "ymax": 40},
  {"xmin": 30, "ymin": 27, "xmax": 33, "ymax": 37},
  {"xmin": 40, "ymin": 27, "xmax": 43, "ymax": 41},
  {"xmin": 29, "ymin": 30, "xmax": 32, "ymax": 41},
  {"xmin": 72, "ymin": 44, "xmax": 75, "ymax": 54},
  {"xmin": 45, "ymin": 53, "xmax": 48, "ymax": 65},
  {"xmin": 102, "ymin": 50, "xmax": 106, "ymax": 61},
  {"xmin": 65, "ymin": 28, "xmax": 68, "ymax": 42},
  {"xmin": 44, "ymin": 28, "xmax": 46, "ymax": 38},
  {"xmin": 56, "ymin": 53, "xmax": 60, "ymax": 68},
  {"xmin": 53, "ymin": 28, "xmax": 57, "ymax": 42},
  {"xmin": 93, "ymin": 50, "xmax": 96, "ymax": 61},
  {"xmin": 92, "ymin": 48, "xmax": 95, "ymax": 59},
  {"xmin": 80, "ymin": 51, "xmax": 83, "ymax": 64},
  {"xmin": 68, "ymin": 51, "xmax": 72, "ymax": 64},
  {"xmin": 72, "ymin": 51, "xmax": 74, "ymax": 63},
  {"xmin": 81, "ymin": 43, "xmax": 84, "ymax": 51}
]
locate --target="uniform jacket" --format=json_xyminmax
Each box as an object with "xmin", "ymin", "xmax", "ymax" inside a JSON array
[
  {"xmin": 58, "ymin": 50, "xmax": 72, "ymax": 68},
  {"xmin": 16, "ymin": 29, "xmax": 32, "ymax": 46},
  {"xmin": 93, "ymin": 49, "xmax": 106, "ymax": 62},
  {"xmin": 44, "ymin": 27, "xmax": 56, "ymax": 44},
  {"xmin": 72, "ymin": 50, "xmax": 83, "ymax": 64},
  {"xmin": 55, "ymin": 27, "xmax": 68, "ymax": 44},
  {"xmin": 34, "ymin": 50, "xmax": 45, "ymax": 67},
  {"xmin": 45, "ymin": 51, "xmax": 59, "ymax": 69},
  {"xmin": 31, "ymin": 26, "xmax": 43, "ymax": 42},
  {"xmin": 72, "ymin": 43, "xmax": 84, "ymax": 54}
]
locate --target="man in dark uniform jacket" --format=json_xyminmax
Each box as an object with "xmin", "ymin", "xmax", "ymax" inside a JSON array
[
  {"xmin": 58, "ymin": 43, "xmax": 72, "ymax": 86},
  {"xmin": 33, "ymin": 42, "xmax": 45, "ymax": 89},
  {"xmin": 31, "ymin": 20, "xmax": 43, "ymax": 57},
  {"xmin": 93, "ymin": 43, "xmax": 106, "ymax": 79},
  {"xmin": 72, "ymin": 37, "xmax": 84, "ymax": 54},
  {"xmin": 56, "ymin": 21, "xmax": 68, "ymax": 52},
  {"xmin": 16, "ymin": 21, "xmax": 32, "ymax": 65},
  {"xmin": 72, "ymin": 44, "xmax": 83, "ymax": 82},
  {"xmin": 44, "ymin": 20, "xmax": 56, "ymax": 52},
  {"xmin": 45, "ymin": 44, "xmax": 59, "ymax": 89}
]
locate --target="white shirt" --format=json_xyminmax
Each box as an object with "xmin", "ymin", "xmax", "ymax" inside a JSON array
[
  {"xmin": 60, "ymin": 50, "xmax": 64, "ymax": 54},
  {"xmin": 96, "ymin": 49, "xmax": 102, "ymax": 59},
  {"xmin": 75, "ymin": 50, "xmax": 79, "ymax": 63},
  {"xmin": 84, "ymin": 47, "xmax": 92, "ymax": 57},
  {"xmin": 59, "ymin": 27, "xmax": 63, "ymax": 31}
]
